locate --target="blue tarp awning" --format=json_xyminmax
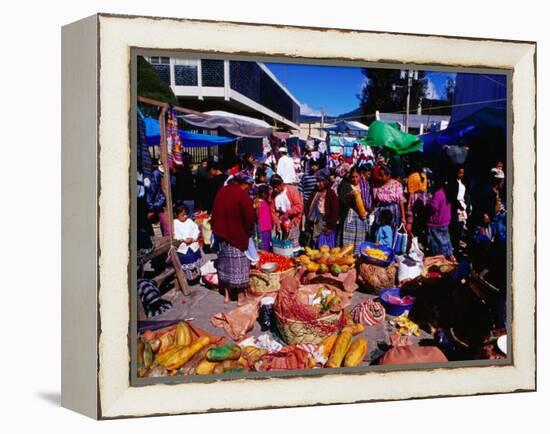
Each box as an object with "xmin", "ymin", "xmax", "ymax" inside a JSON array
[
  {"xmin": 420, "ymin": 108, "xmax": 506, "ymax": 156},
  {"xmin": 143, "ymin": 116, "xmax": 236, "ymax": 148}
]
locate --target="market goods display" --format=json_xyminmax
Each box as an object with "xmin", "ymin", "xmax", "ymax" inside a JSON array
[
  {"xmin": 299, "ymin": 244, "xmax": 357, "ymax": 276},
  {"xmin": 274, "ymin": 285, "xmax": 346, "ymax": 345},
  {"xmin": 343, "ymin": 337, "xmax": 369, "ymax": 367},
  {"xmin": 206, "ymin": 343, "xmax": 241, "ymax": 362},
  {"xmin": 326, "ymin": 330, "xmax": 352, "ymax": 368},
  {"xmin": 359, "ymin": 241, "xmax": 395, "ymax": 267},
  {"xmin": 380, "ymin": 287, "xmax": 416, "ymax": 316},
  {"xmin": 351, "ymin": 299, "xmax": 386, "ymax": 325},
  {"xmin": 249, "ymin": 251, "xmax": 297, "ymax": 295},
  {"xmin": 258, "ymin": 251, "xmax": 293, "ymax": 272},
  {"xmin": 357, "ymin": 262, "xmax": 398, "ymax": 293},
  {"xmin": 421, "ymin": 256, "xmax": 458, "ymax": 280},
  {"xmin": 390, "ymin": 315, "xmax": 421, "ymax": 337}
]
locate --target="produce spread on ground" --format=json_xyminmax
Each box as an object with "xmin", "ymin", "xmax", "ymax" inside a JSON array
[{"xmin": 137, "ymin": 238, "xmax": 507, "ymax": 379}]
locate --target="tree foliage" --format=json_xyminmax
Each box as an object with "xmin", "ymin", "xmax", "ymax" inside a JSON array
[
  {"xmin": 358, "ymin": 68, "xmax": 428, "ymax": 121},
  {"xmin": 137, "ymin": 56, "xmax": 177, "ymax": 104}
]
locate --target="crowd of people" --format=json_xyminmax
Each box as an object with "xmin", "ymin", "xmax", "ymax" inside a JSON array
[{"xmin": 138, "ymin": 139, "xmax": 507, "ymax": 304}]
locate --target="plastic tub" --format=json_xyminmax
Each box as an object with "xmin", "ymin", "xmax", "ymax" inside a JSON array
[
  {"xmin": 379, "ymin": 287, "xmax": 415, "ymax": 316},
  {"xmin": 359, "ymin": 241, "xmax": 395, "ymax": 267}
]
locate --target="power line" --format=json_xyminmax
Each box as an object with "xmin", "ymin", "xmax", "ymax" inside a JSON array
[
  {"xmin": 480, "ymin": 74, "xmax": 507, "ymax": 88},
  {"xmin": 324, "ymin": 98, "xmax": 506, "ymax": 122}
]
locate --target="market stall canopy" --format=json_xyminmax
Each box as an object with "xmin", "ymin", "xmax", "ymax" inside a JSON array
[
  {"xmin": 178, "ymin": 110, "xmax": 275, "ymax": 138},
  {"xmin": 322, "ymin": 120, "xmax": 369, "ymax": 136},
  {"xmin": 420, "ymin": 107, "xmax": 506, "ymax": 150},
  {"xmin": 359, "ymin": 120, "xmax": 423, "ymax": 155},
  {"xmin": 420, "ymin": 108, "xmax": 506, "ymax": 171},
  {"xmin": 143, "ymin": 116, "xmax": 236, "ymax": 147}
]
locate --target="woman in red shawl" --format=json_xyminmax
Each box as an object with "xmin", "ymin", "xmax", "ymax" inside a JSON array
[{"xmin": 211, "ymin": 174, "xmax": 256, "ymax": 304}]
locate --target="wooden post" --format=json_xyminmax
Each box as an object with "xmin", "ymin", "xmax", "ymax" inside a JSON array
[
  {"xmin": 158, "ymin": 106, "xmax": 174, "ymax": 237},
  {"xmin": 158, "ymin": 106, "xmax": 190, "ymax": 296}
]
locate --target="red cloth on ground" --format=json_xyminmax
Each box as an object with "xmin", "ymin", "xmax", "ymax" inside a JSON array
[{"xmin": 211, "ymin": 183, "xmax": 256, "ymax": 251}]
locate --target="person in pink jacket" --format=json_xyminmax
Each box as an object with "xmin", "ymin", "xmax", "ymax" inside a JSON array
[
  {"xmin": 269, "ymin": 174, "xmax": 304, "ymax": 252},
  {"xmin": 426, "ymin": 177, "xmax": 456, "ymax": 261},
  {"xmin": 256, "ymin": 185, "xmax": 273, "ymax": 251}
]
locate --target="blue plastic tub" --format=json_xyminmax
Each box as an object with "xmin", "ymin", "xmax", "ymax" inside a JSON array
[
  {"xmin": 359, "ymin": 241, "xmax": 395, "ymax": 267},
  {"xmin": 379, "ymin": 287, "xmax": 415, "ymax": 316}
]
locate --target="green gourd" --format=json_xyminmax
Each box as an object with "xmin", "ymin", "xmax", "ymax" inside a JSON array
[{"xmin": 206, "ymin": 344, "xmax": 242, "ymax": 362}]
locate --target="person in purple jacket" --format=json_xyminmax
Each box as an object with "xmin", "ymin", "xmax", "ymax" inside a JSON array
[{"xmin": 426, "ymin": 177, "xmax": 456, "ymax": 261}]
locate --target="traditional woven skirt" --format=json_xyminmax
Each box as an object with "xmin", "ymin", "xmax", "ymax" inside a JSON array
[
  {"xmin": 342, "ymin": 208, "xmax": 369, "ymax": 254},
  {"xmin": 177, "ymin": 249, "xmax": 202, "ymax": 281},
  {"xmin": 289, "ymin": 222, "xmax": 301, "ymax": 250},
  {"xmin": 216, "ymin": 240, "xmax": 250, "ymax": 290},
  {"xmin": 427, "ymin": 225, "xmax": 453, "ymax": 257}
]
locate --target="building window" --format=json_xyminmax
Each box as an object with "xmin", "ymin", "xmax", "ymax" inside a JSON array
[
  {"xmin": 201, "ymin": 59, "xmax": 224, "ymax": 87},
  {"xmin": 174, "ymin": 58, "xmax": 199, "ymax": 86},
  {"xmin": 148, "ymin": 56, "xmax": 170, "ymax": 65}
]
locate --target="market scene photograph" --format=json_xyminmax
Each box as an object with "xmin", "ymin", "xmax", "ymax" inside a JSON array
[{"xmin": 135, "ymin": 55, "xmax": 508, "ymax": 378}]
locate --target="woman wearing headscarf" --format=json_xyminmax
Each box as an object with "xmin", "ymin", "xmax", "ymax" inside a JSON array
[
  {"xmin": 338, "ymin": 166, "xmax": 370, "ymax": 254},
  {"xmin": 269, "ymin": 174, "xmax": 304, "ymax": 253},
  {"xmin": 372, "ymin": 165, "xmax": 407, "ymax": 233},
  {"xmin": 305, "ymin": 174, "xmax": 340, "ymax": 248},
  {"xmin": 211, "ymin": 173, "xmax": 256, "ymax": 304}
]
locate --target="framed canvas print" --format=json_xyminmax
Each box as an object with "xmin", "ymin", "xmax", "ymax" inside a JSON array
[{"xmin": 61, "ymin": 13, "xmax": 536, "ymax": 419}]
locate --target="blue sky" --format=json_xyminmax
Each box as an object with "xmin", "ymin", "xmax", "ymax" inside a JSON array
[{"xmin": 265, "ymin": 62, "xmax": 456, "ymax": 117}]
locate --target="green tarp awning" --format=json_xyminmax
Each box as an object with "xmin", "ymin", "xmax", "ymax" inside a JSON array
[{"xmin": 358, "ymin": 120, "xmax": 423, "ymax": 155}]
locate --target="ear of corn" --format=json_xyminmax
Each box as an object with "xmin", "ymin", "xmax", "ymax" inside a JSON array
[
  {"xmin": 354, "ymin": 190, "xmax": 367, "ymax": 218},
  {"xmin": 161, "ymin": 336, "xmax": 211, "ymax": 371},
  {"xmin": 326, "ymin": 331, "xmax": 352, "ymax": 368},
  {"xmin": 175, "ymin": 322, "xmax": 192, "ymax": 347},
  {"xmin": 343, "ymin": 338, "xmax": 368, "ymax": 367}
]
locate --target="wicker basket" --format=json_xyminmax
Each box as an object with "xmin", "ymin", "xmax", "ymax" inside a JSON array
[
  {"xmin": 275, "ymin": 310, "xmax": 343, "ymax": 345},
  {"xmin": 249, "ymin": 268, "xmax": 297, "ymax": 295}
]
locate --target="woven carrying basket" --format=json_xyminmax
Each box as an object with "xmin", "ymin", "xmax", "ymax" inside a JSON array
[
  {"xmin": 249, "ymin": 268, "xmax": 296, "ymax": 295},
  {"xmin": 275, "ymin": 310, "xmax": 343, "ymax": 345}
]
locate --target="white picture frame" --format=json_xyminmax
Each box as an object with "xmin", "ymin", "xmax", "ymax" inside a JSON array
[{"xmin": 61, "ymin": 13, "xmax": 536, "ymax": 419}]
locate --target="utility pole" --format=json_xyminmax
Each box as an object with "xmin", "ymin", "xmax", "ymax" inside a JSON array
[{"xmin": 395, "ymin": 70, "xmax": 418, "ymax": 133}]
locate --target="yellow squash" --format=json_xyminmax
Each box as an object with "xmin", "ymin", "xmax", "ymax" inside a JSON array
[
  {"xmin": 326, "ymin": 331, "xmax": 352, "ymax": 368},
  {"xmin": 158, "ymin": 332, "xmax": 174, "ymax": 354},
  {"xmin": 195, "ymin": 359, "xmax": 219, "ymax": 375},
  {"xmin": 343, "ymin": 337, "xmax": 368, "ymax": 367},
  {"xmin": 160, "ymin": 336, "xmax": 211, "ymax": 371},
  {"xmin": 319, "ymin": 334, "xmax": 338, "ymax": 358},
  {"xmin": 175, "ymin": 322, "xmax": 192, "ymax": 347}
]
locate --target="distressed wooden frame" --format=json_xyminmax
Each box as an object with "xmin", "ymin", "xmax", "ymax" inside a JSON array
[{"xmin": 61, "ymin": 13, "xmax": 536, "ymax": 419}]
